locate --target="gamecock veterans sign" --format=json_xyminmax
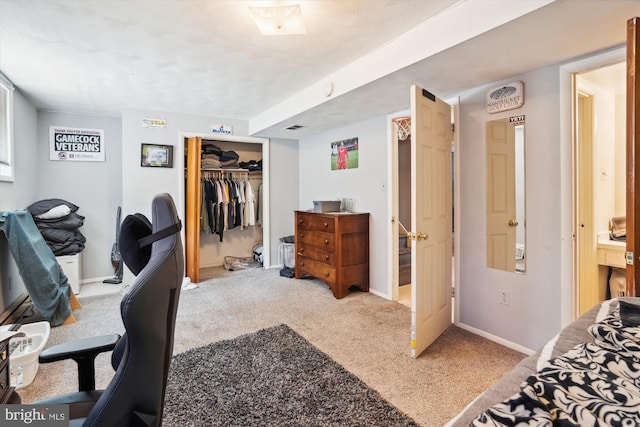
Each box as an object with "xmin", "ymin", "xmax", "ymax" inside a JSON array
[{"xmin": 50, "ymin": 126, "xmax": 105, "ymax": 161}]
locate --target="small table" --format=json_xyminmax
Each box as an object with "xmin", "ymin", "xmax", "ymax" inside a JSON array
[{"xmin": 596, "ymin": 234, "xmax": 627, "ymax": 298}]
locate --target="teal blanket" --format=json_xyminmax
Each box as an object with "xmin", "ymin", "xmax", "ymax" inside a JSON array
[{"xmin": 0, "ymin": 210, "xmax": 72, "ymax": 326}]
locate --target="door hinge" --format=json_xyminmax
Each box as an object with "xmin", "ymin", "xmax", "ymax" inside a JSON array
[
  {"xmin": 627, "ymin": 251, "xmax": 634, "ymax": 265},
  {"xmin": 451, "ymin": 287, "xmax": 455, "ymax": 298}
]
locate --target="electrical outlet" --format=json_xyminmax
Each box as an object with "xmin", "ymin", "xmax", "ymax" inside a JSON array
[{"xmin": 499, "ymin": 290, "xmax": 510, "ymax": 306}]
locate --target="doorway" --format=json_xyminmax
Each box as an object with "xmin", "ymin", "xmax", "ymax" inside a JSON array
[
  {"xmin": 573, "ymin": 60, "xmax": 626, "ymax": 316},
  {"xmin": 390, "ymin": 109, "xmax": 457, "ymax": 309},
  {"xmin": 392, "ymin": 115, "xmax": 412, "ymax": 308},
  {"xmin": 182, "ymin": 133, "xmax": 270, "ymax": 284}
]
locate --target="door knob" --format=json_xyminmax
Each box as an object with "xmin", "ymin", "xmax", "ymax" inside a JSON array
[
  {"xmin": 508, "ymin": 219, "xmax": 519, "ymax": 227},
  {"xmin": 408, "ymin": 231, "xmax": 429, "ymax": 240}
]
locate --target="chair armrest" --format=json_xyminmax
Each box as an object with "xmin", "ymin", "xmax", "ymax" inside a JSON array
[
  {"xmin": 39, "ymin": 334, "xmax": 121, "ymax": 363},
  {"xmin": 39, "ymin": 334, "xmax": 121, "ymax": 391}
]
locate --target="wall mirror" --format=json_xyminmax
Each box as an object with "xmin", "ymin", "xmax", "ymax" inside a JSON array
[{"xmin": 486, "ymin": 117, "xmax": 526, "ymax": 273}]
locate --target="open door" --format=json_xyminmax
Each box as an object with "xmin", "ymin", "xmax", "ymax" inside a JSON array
[
  {"xmin": 410, "ymin": 85, "xmax": 453, "ymax": 358},
  {"xmin": 627, "ymin": 17, "xmax": 640, "ymax": 296},
  {"xmin": 185, "ymin": 136, "xmax": 201, "ymax": 283}
]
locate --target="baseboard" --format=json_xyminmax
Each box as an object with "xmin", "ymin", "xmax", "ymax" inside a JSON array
[
  {"xmin": 367, "ymin": 288, "xmax": 389, "ymax": 300},
  {"xmin": 81, "ymin": 276, "xmax": 114, "ymax": 285},
  {"xmin": 455, "ymin": 321, "xmax": 535, "ymax": 356}
]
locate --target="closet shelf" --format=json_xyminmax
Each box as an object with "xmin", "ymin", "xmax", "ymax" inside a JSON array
[{"xmin": 200, "ymin": 167, "xmax": 261, "ymax": 173}]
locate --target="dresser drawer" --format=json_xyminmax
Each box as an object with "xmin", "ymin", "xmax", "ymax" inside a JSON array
[
  {"xmin": 597, "ymin": 247, "xmax": 626, "ymax": 268},
  {"xmin": 296, "ymin": 213, "xmax": 336, "ymax": 233},
  {"xmin": 297, "ymin": 245, "xmax": 335, "ymax": 266},
  {"xmin": 297, "ymin": 258, "xmax": 336, "ymax": 283},
  {"xmin": 297, "ymin": 230, "xmax": 335, "ymax": 250}
]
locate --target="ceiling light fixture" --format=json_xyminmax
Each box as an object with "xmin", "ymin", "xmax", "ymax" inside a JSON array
[{"xmin": 249, "ymin": 3, "xmax": 306, "ymax": 36}]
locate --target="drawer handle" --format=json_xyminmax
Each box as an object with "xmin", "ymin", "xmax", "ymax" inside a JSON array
[
  {"xmin": 297, "ymin": 252, "xmax": 305, "ymax": 258},
  {"xmin": 324, "ymin": 271, "xmax": 330, "ymax": 277},
  {"xmin": 300, "ymin": 262, "xmax": 305, "ymax": 266},
  {"xmin": 324, "ymin": 222, "xmax": 328, "ymax": 228},
  {"xmin": 299, "ymin": 219, "xmax": 303, "ymax": 223},
  {"xmin": 325, "ymin": 255, "xmax": 329, "ymax": 260},
  {"xmin": 325, "ymin": 239, "xmax": 329, "ymax": 245},
  {"xmin": 299, "ymin": 233, "xmax": 304, "ymax": 238}
]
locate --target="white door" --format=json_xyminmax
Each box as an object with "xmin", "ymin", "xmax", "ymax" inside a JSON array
[{"xmin": 410, "ymin": 85, "xmax": 453, "ymax": 358}]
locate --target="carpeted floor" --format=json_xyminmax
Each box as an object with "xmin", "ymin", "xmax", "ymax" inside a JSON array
[
  {"xmin": 19, "ymin": 268, "xmax": 526, "ymax": 426},
  {"xmin": 164, "ymin": 324, "xmax": 418, "ymax": 426}
]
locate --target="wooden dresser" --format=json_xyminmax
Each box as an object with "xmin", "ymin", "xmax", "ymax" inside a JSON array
[{"xmin": 294, "ymin": 211, "xmax": 369, "ymax": 299}]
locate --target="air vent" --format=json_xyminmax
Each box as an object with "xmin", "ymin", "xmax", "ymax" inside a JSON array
[{"xmin": 285, "ymin": 124, "xmax": 303, "ymax": 130}]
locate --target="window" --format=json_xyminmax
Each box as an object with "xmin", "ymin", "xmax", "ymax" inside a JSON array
[{"xmin": 0, "ymin": 71, "xmax": 14, "ymax": 182}]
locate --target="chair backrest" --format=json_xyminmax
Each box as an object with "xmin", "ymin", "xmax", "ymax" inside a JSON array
[{"xmin": 84, "ymin": 193, "xmax": 184, "ymax": 427}]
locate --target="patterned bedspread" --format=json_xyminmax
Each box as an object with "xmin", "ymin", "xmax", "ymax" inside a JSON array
[{"xmin": 470, "ymin": 303, "xmax": 640, "ymax": 426}]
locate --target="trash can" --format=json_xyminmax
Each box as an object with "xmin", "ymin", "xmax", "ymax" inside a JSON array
[
  {"xmin": 279, "ymin": 243, "xmax": 295, "ymax": 269},
  {"xmin": 609, "ymin": 268, "xmax": 627, "ymax": 298}
]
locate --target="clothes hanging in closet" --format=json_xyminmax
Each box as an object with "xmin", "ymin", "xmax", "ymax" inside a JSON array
[{"xmin": 200, "ymin": 173, "xmax": 257, "ymax": 242}]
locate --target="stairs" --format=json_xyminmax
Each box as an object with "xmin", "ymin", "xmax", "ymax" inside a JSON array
[{"xmin": 399, "ymin": 234, "xmax": 411, "ymax": 286}]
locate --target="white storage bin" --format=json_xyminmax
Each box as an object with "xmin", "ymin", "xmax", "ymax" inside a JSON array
[
  {"xmin": 0, "ymin": 321, "xmax": 51, "ymax": 389},
  {"xmin": 56, "ymin": 253, "xmax": 82, "ymax": 294}
]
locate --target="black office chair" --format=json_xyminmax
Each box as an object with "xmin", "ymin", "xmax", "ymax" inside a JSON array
[{"xmin": 30, "ymin": 193, "xmax": 184, "ymax": 427}]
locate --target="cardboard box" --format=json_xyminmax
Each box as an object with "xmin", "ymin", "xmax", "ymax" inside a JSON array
[{"xmin": 313, "ymin": 201, "xmax": 341, "ymax": 213}]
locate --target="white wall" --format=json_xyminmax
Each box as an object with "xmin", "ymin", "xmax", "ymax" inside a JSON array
[
  {"xmin": 36, "ymin": 112, "xmax": 122, "ymax": 281},
  {"xmin": 121, "ymin": 108, "xmax": 249, "ymax": 220},
  {"xmin": 590, "ymin": 85, "xmax": 617, "ymax": 234},
  {"xmin": 298, "ymin": 116, "xmax": 389, "ymax": 297},
  {"xmin": 457, "ymin": 65, "xmax": 562, "ymax": 351},
  {"xmin": 268, "ymin": 138, "xmax": 300, "ymax": 260}
]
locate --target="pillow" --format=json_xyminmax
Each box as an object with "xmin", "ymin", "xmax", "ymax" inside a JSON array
[
  {"xmin": 619, "ymin": 300, "xmax": 640, "ymax": 328},
  {"xmin": 119, "ymin": 213, "xmax": 152, "ymax": 276},
  {"xmin": 35, "ymin": 212, "xmax": 85, "ymax": 229},
  {"xmin": 27, "ymin": 198, "xmax": 79, "ymax": 217},
  {"xmin": 34, "ymin": 204, "xmax": 71, "ymax": 220}
]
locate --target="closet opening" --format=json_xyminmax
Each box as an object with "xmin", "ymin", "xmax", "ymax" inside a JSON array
[{"xmin": 183, "ymin": 134, "xmax": 270, "ymax": 283}]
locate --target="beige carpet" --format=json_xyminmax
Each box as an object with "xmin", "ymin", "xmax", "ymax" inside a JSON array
[{"xmin": 18, "ymin": 268, "xmax": 525, "ymax": 426}]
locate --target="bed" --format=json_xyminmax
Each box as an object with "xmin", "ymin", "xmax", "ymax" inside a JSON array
[{"xmin": 446, "ymin": 297, "xmax": 640, "ymax": 426}]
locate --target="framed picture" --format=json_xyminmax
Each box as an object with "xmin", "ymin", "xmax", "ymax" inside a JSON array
[
  {"xmin": 330, "ymin": 137, "xmax": 359, "ymax": 170},
  {"xmin": 141, "ymin": 144, "xmax": 173, "ymax": 168}
]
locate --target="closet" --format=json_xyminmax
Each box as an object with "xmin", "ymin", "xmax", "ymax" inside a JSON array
[{"xmin": 184, "ymin": 136, "xmax": 267, "ymax": 283}]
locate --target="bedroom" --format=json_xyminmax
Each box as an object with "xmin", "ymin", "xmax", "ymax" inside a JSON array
[{"xmin": 0, "ymin": 0, "xmax": 640, "ymax": 423}]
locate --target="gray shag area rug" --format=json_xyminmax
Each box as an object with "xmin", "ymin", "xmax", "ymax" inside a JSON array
[{"xmin": 163, "ymin": 324, "xmax": 419, "ymax": 426}]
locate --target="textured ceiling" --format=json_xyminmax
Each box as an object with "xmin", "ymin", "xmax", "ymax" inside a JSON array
[
  {"xmin": 1, "ymin": 0, "xmax": 639, "ymax": 139},
  {"xmin": 0, "ymin": 1, "xmax": 457, "ymax": 120}
]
